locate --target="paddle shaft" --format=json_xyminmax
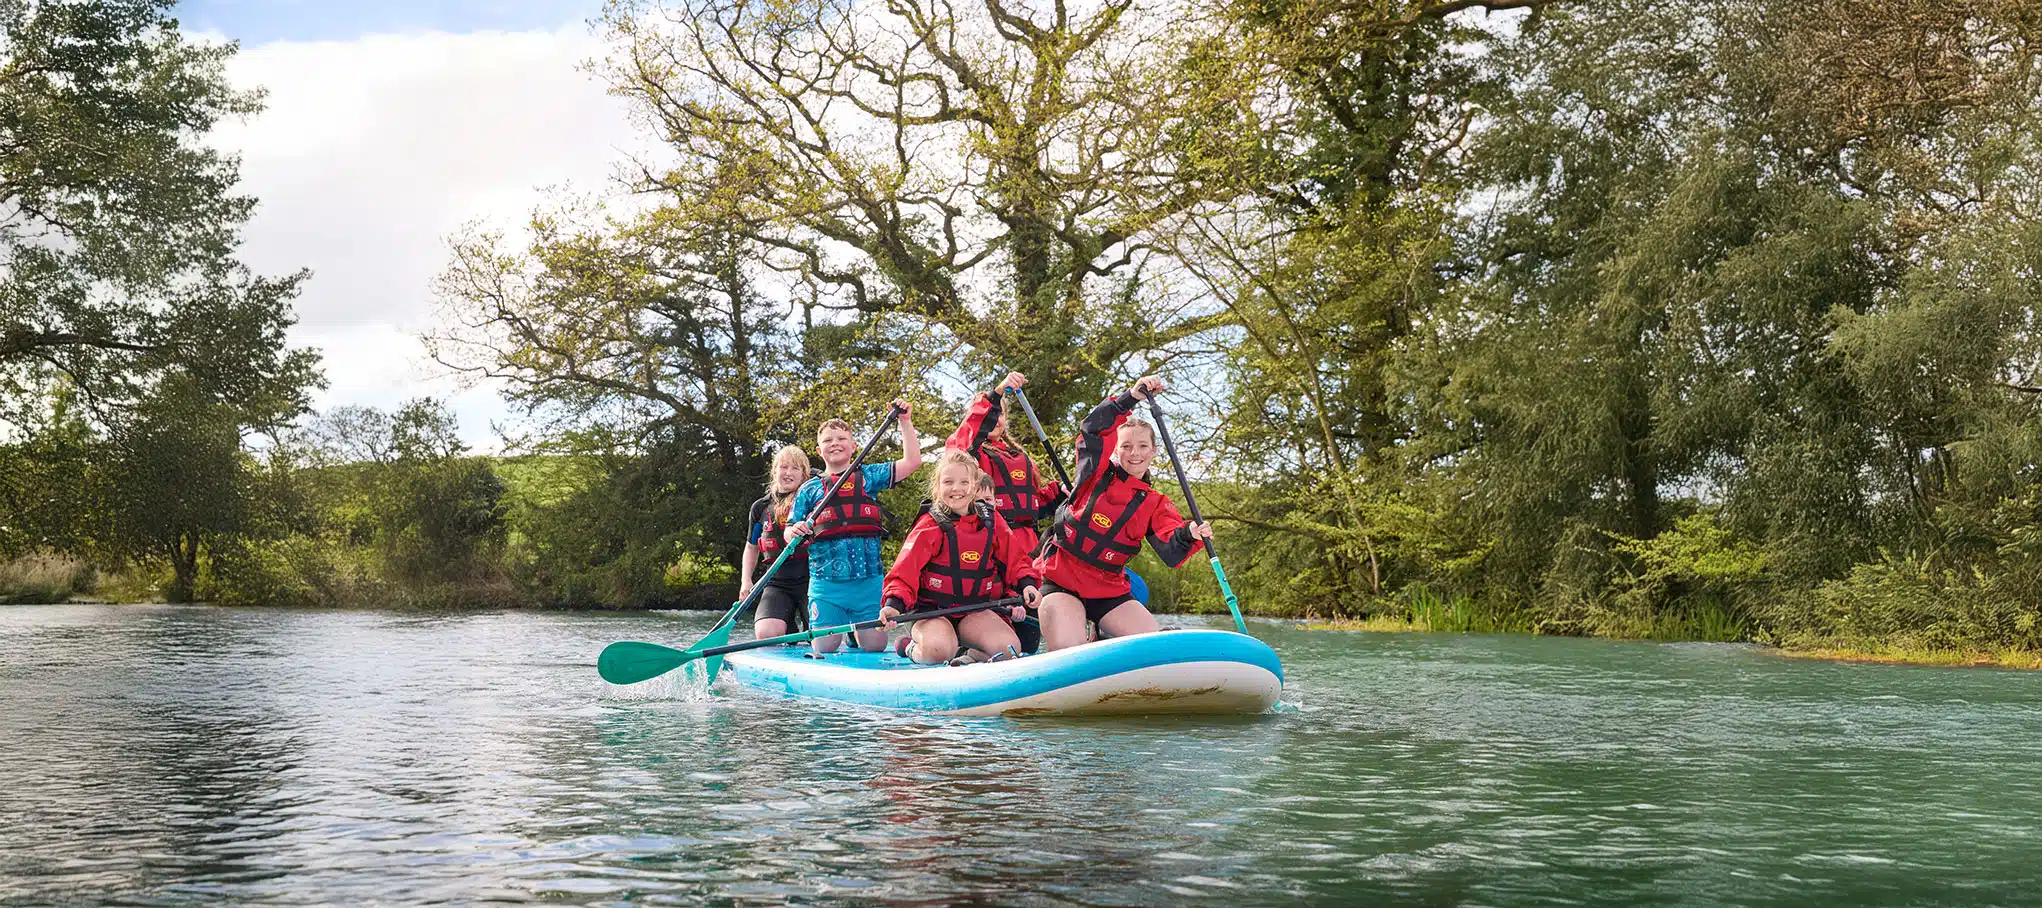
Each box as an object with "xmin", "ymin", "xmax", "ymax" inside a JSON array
[
  {"xmin": 1144, "ymin": 398, "xmax": 1250, "ymax": 635},
  {"xmin": 1009, "ymin": 387, "xmax": 1074, "ymax": 490},
  {"xmin": 717, "ymin": 405, "xmax": 905, "ymax": 629},
  {"xmin": 692, "ymin": 597, "xmax": 1025, "ymax": 660}
]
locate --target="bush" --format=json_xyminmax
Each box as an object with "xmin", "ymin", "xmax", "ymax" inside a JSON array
[
  {"xmin": 0, "ymin": 550, "xmax": 94, "ymax": 604},
  {"xmin": 203, "ymin": 535, "xmax": 388, "ymax": 608},
  {"xmin": 1779, "ymin": 550, "xmax": 2042, "ymax": 652}
]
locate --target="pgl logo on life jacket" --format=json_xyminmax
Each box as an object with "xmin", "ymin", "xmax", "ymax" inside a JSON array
[
  {"xmin": 1010, "ymin": 469, "xmax": 1025, "ymax": 481},
  {"xmin": 1090, "ymin": 513, "xmax": 1112, "ymax": 530},
  {"xmin": 960, "ymin": 550, "xmax": 982, "ymax": 564}
]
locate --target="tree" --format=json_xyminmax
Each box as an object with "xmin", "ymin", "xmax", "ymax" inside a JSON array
[
  {"xmin": 1383, "ymin": 0, "xmax": 2042, "ymax": 634},
  {"xmin": 0, "ymin": 0, "xmax": 317, "ymax": 424},
  {"xmin": 1153, "ymin": 1, "xmax": 1542, "ymax": 608},
  {"xmin": 594, "ymin": 0, "xmax": 1288, "ymax": 415},
  {"xmin": 433, "ymin": 209, "xmax": 782, "ymax": 463},
  {"xmin": 105, "ymin": 373, "xmax": 253, "ymax": 601}
]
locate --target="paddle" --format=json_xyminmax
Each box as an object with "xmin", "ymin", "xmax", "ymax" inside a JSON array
[
  {"xmin": 1143, "ymin": 397, "xmax": 1251, "ymax": 636},
  {"xmin": 598, "ymin": 597, "xmax": 1024, "ymax": 685},
  {"xmin": 611, "ymin": 405, "xmax": 904, "ymax": 686},
  {"xmin": 1009, "ymin": 386, "xmax": 1075, "ymax": 490}
]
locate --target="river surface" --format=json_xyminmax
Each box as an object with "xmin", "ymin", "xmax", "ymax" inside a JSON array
[{"xmin": 3, "ymin": 605, "xmax": 2040, "ymax": 905}]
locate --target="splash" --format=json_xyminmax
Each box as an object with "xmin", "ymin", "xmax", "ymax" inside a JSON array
[{"xmin": 598, "ymin": 663, "xmax": 719, "ymax": 702}]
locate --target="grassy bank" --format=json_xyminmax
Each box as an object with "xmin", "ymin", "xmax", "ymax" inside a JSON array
[{"xmin": 1769, "ymin": 643, "xmax": 2042, "ymax": 671}]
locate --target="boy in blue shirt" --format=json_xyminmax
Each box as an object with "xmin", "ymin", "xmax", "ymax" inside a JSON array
[{"xmin": 784, "ymin": 399, "xmax": 920, "ymax": 653}]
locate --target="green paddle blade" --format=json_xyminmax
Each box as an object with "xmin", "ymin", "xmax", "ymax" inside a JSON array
[
  {"xmin": 597, "ymin": 619, "xmax": 742, "ymax": 687},
  {"xmin": 598, "ymin": 640, "xmax": 690, "ymax": 685},
  {"xmin": 691, "ymin": 620, "xmax": 735, "ymax": 685}
]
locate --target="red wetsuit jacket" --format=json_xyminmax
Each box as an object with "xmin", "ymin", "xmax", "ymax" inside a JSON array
[
  {"xmin": 882, "ymin": 508, "xmax": 1041, "ymax": 615},
  {"xmin": 1038, "ymin": 392, "xmax": 1204, "ymax": 598},
  {"xmin": 946, "ymin": 391, "xmax": 1064, "ymax": 555}
]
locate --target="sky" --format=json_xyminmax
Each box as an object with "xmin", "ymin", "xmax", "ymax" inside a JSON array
[{"xmin": 190, "ymin": 0, "xmax": 640, "ymax": 449}]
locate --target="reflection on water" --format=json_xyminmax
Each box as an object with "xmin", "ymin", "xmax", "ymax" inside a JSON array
[{"xmin": 3, "ymin": 604, "xmax": 2041, "ymax": 905}]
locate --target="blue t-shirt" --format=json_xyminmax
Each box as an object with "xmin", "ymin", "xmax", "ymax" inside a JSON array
[{"xmin": 788, "ymin": 462, "xmax": 897, "ymax": 581}]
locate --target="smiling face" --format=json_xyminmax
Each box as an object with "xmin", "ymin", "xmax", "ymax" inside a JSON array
[
  {"xmin": 772, "ymin": 455, "xmax": 807, "ymax": 494},
  {"xmin": 817, "ymin": 425, "xmax": 855, "ymax": 469},
  {"xmin": 935, "ymin": 461, "xmax": 978, "ymax": 512},
  {"xmin": 1116, "ymin": 423, "xmax": 1156, "ymax": 477}
]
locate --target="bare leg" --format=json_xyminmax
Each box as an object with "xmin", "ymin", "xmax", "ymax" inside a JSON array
[
  {"xmin": 812, "ymin": 633, "xmax": 844, "ymax": 654},
  {"xmin": 1095, "ymin": 600, "xmax": 1158, "ymax": 640},
  {"xmin": 1039, "ymin": 592, "xmax": 1088, "ymax": 651},
  {"xmin": 907, "ymin": 618, "xmax": 959, "ymax": 664},
  {"xmin": 754, "ymin": 617, "xmax": 789, "ymax": 640},
  {"xmin": 957, "ymin": 610, "xmax": 1021, "ymax": 658},
  {"xmin": 853, "ymin": 626, "xmax": 889, "ymax": 652}
]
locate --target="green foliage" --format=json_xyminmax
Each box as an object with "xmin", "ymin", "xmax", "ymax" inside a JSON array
[
  {"xmin": 0, "ymin": 0, "xmax": 320, "ymax": 428},
  {"xmin": 1784, "ymin": 551, "xmax": 2042, "ymax": 653},
  {"xmin": 202, "ymin": 535, "xmax": 385, "ymax": 609},
  {"xmin": 14, "ymin": 0, "xmax": 2042, "ymax": 674},
  {"xmin": 104, "ymin": 373, "xmax": 256, "ymax": 601},
  {"xmin": 1398, "ymin": 584, "xmax": 1535, "ymax": 636}
]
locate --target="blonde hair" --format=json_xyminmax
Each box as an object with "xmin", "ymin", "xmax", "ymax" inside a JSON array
[
  {"xmin": 926, "ymin": 449, "xmax": 984, "ymax": 516},
  {"xmin": 816, "ymin": 418, "xmax": 853, "ymax": 438},
  {"xmin": 767, "ymin": 445, "xmax": 810, "ymax": 521},
  {"xmin": 1119, "ymin": 416, "xmax": 1157, "ymax": 446}
]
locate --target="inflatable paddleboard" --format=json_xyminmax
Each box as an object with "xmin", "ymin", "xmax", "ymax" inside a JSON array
[{"xmin": 723, "ymin": 629, "xmax": 1282, "ymax": 716}]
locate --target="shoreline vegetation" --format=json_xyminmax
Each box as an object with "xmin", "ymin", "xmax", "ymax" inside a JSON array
[{"xmin": 9, "ymin": 546, "xmax": 2033, "ymax": 672}]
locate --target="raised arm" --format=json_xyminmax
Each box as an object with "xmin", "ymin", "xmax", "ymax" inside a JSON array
[
  {"xmin": 891, "ymin": 397, "xmax": 922, "ymax": 482},
  {"xmin": 950, "ymin": 391, "xmax": 1001, "ymax": 454},
  {"xmin": 1070, "ymin": 390, "xmax": 1137, "ymax": 500}
]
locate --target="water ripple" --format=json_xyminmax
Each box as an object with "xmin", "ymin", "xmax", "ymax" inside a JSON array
[{"xmin": 4, "ymin": 606, "xmax": 2042, "ymax": 905}]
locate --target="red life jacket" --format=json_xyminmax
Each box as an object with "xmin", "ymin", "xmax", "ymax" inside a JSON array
[
  {"xmin": 813, "ymin": 469, "xmax": 887, "ymax": 539},
  {"xmin": 756, "ymin": 498, "xmax": 809, "ymax": 572},
  {"xmin": 1050, "ymin": 465, "xmax": 1151, "ymax": 570},
  {"xmin": 914, "ymin": 512, "xmax": 1005, "ymax": 607},
  {"xmin": 979, "ymin": 442, "xmax": 1043, "ymax": 527}
]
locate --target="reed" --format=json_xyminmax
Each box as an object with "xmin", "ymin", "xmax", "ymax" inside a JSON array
[{"xmin": 0, "ymin": 551, "xmax": 94, "ymax": 604}]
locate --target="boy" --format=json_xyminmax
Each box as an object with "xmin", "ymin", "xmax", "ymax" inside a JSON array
[{"xmin": 785, "ymin": 399, "xmax": 920, "ymax": 652}]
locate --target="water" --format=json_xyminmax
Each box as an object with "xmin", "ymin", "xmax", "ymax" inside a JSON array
[{"xmin": 2, "ymin": 605, "xmax": 2040, "ymax": 906}]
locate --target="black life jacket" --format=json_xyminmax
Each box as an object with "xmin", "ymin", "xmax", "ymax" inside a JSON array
[
  {"xmin": 1050, "ymin": 465, "xmax": 1151, "ymax": 570},
  {"xmin": 813, "ymin": 469, "xmax": 887, "ymax": 540}
]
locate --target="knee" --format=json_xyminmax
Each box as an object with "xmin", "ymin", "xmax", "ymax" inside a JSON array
[{"xmin": 1039, "ymin": 599, "xmax": 1082, "ymax": 623}]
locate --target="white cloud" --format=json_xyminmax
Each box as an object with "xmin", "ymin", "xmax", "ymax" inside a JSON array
[{"xmin": 208, "ymin": 25, "xmax": 646, "ymax": 449}]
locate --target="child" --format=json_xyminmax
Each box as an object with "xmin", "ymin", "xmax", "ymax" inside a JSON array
[
  {"xmin": 739, "ymin": 445, "xmax": 814, "ymax": 640},
  {"xmin": 879, "ymin": 450, "xmax": 1039, "ymax": 664},
  {"xmin": 1036, "ymin": 376, "xmax": 1213, "ymax": 650},
  {"xmin": 947, "ymin": 371, "xmax": 1065, "ymax": 557},
  {"xmin": 978, "ymin": 472, "xmax": 1044, "ymax": 654},
  {"xmin": 785, "ymin": 400, "xmax": 920, "ymax": 653}
]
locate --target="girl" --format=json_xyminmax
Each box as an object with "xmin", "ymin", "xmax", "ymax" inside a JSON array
[
  {"xmin": 947, "ymin": 371, "xmax": 1065, "ymax": 557},
  {"xmin": 739, "ymin": 445, "xmax": 813, "ymax": 640},
  {"xmin": 1036, "ymin": 376, "xmax": 1213, "ymax": 650},
  {"xmin": 785, "ymin": 401, "xmax": 920, "ymax": 653},
  {"xmin": 878, "ymin": 450, "xmax": 1040, "ymax": 664}
]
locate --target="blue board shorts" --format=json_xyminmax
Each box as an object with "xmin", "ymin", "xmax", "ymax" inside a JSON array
[{"xmin": 809, "ymin": 574, "xmax": 884, "ymax": 630}]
